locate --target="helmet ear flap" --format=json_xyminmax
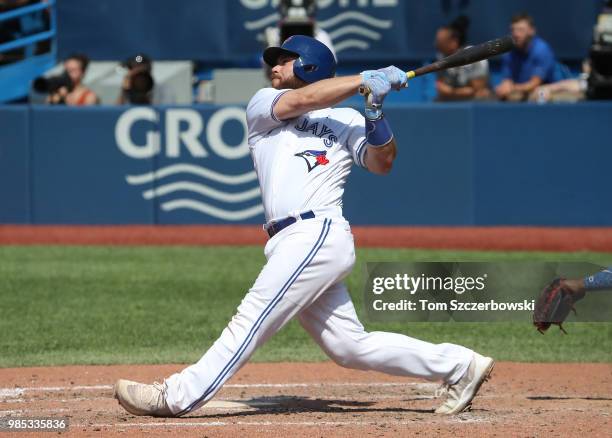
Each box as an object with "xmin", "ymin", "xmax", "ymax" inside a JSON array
[
  {"xmin": 302, "ymin": 64, "xmax": 318, "ymax": 73},
  {"xmin": 292, "ymin": 57, "xmax": 306, "ymax": 82},
  {"xmin": 293, "ymin": 58, "xmax": 321, "ymax": 82}
]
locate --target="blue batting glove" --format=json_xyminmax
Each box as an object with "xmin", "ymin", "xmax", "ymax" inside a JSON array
[
  {"xmin": 360, "ymin": 70, "xmax": 391, "ymax": 105},
  {"xmin": 378, "ymin": 66, "xmax": 408, "ymax": 90},
  {"xmin": 360, "ymin": 70, "xmax": 391, "ymax": 119}
]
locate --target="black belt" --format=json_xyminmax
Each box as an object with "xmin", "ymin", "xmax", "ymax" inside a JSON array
[{"xmin": 266, "ymin": 211, "xmax": 315, "ymax": 238}]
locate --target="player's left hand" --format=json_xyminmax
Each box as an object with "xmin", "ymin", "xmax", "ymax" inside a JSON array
[
  {"xmin": 360, "ymin": 70, "xmax": 391, "ymax": 105},
  {"xmin": 377, "ymin": 66, "xmax": 408, "ymax": 90},
  {"xmin": 361, "ymin": 71, "xmax": 391, "ymax": 120}
]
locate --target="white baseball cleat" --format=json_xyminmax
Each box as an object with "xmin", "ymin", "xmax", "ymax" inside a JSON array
[
  {"xmin": 434, "ymin": 353, "xmax": 494, "ymax": 415},
  {"xmin": 114, "ymin": 379, "xmax": 174, "ymax": 417}
]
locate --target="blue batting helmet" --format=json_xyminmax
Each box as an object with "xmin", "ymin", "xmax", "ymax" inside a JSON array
[{"xmin": 263, "ymin": 35, "xmax": 336, "ymax": 83}]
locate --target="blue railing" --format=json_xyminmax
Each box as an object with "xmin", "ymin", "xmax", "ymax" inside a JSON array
[
  {"xmin": 0, "ymin": 0, "xmax": 57, "ymax": 103},
  {"xmin": 0, "ymin": 0, "xmax": 56, "ymax": 54}
]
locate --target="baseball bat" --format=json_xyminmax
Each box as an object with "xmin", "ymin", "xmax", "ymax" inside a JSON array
[
  {"xmin": 360, "ymin": 35, "xmax": 515, "ymax": 95},
  {"xmin": 409, "ymin": 35, "xmax": 514, "ymax": 78}
]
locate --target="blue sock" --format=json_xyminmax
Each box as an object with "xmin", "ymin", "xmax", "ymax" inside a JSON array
[{"xmin": 584, "ymin": 267, "xmax": 612, "ymax": 290}]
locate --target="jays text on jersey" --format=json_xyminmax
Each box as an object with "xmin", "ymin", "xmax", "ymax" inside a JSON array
[{"xmin": 247, "ymin": 87, "xmax": 368, "ymax": 223}]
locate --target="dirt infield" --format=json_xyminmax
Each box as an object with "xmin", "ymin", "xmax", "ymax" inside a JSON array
[
  {"xmin": 2, "ymin": 225, "xmax": 612, "ymax": 251},
  {"xmin": 0, "ymin": 362, "xmax": 610, "ymax": 437}
]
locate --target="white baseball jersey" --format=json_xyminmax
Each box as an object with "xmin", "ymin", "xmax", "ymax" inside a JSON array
[{"xmin": 246, "ymin": 87, "xmax": 368, "ymax": 223}]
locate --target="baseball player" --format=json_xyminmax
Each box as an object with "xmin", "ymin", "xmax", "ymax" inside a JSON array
[
  {"xmin": 559, "ymin": 266, "xmax": 612, "ymax": 296},
  {"xmin": 114, "ymin": 35, "xmax": 494, "ymax": 417}
]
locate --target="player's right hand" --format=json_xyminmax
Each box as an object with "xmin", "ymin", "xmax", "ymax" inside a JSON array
[{"xmin": 377, "ymin": 66, "xmax": 408, "ymax": 90}]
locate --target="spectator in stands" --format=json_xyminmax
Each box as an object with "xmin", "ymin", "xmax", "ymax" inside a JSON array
[
  {"xmin": 47, "ymin": 53, "xmax": 98, "ymax": 106},
  {"xmin": 435, "ymin": 16, "xmax": 491, "ymax": 101},
  {"xmin": 117, "ymin": 53, "xmax": 177, "ymax": 105},
  {"xmin": 495, "ymin": 13, "xmax": 556, "ymax": 101},
  {"xmin": 117, "ymin": 53, "xmax": 155, "ymax": 105}
]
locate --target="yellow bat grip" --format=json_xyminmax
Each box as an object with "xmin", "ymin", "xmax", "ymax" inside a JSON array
[{"xmin": 407, "ymin": 71, "xmax": 416, "ymax": 79}]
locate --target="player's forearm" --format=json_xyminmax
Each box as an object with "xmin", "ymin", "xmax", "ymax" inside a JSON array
[
  {"xmin": 275, "ymin": 75, "xmax": 362, "ymax": 120},
  {"xmin": 365, "ymin": 140, "xmax": 397, "ymax": 175}
]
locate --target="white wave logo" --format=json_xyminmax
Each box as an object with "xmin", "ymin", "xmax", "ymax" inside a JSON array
[
  {"xmin": 115, "ymin": 108, "xmax": 263, "ymax": 222},
  {"xmin": 125, "ymin": 165, "xmax": 263, "ymax": 221},
  {"xmin": 243, "ymin": 5, "xmax": 395, "ymax": 53},
  {"xmin": 319, "ymin": 11, "xmax": 392, "ymax": 53}
]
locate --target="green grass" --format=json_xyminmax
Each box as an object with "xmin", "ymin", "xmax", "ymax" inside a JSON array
[{"xmin": 0, "ymin": 246, "xmax": 610, "ymax": 367}]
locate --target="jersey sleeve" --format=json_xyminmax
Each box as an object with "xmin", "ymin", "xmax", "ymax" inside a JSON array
[
  {"xmin": 246, "ymin": 88, "xmax": 291, "ymax": 144},
  {"xmin": 345, "ymin": 111, "xmax": 368, "ymax": 169}
]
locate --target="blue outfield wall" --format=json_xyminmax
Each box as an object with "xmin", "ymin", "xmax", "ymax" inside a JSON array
[
  {"xmin": 0, "ymin": 107, "xmax": 30, "ymax": 223},
  {"xmin": 0, "ymin": 103, "xmax": 610, "ymax": 226}
]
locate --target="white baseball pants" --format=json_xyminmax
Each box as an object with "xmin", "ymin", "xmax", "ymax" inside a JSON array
[{"xmin": 164, "ymin": 216, "xmax": 473, "ymax": 415}]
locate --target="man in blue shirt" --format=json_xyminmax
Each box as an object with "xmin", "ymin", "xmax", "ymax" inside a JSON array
[{"xmin": 495, "ymin": 13, "xmax": 556, "ymax": 101}]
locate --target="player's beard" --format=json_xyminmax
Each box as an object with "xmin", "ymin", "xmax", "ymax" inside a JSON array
[{"xmin": 273, "ymin": 75, "xmax": 307, "ymax": 90}]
